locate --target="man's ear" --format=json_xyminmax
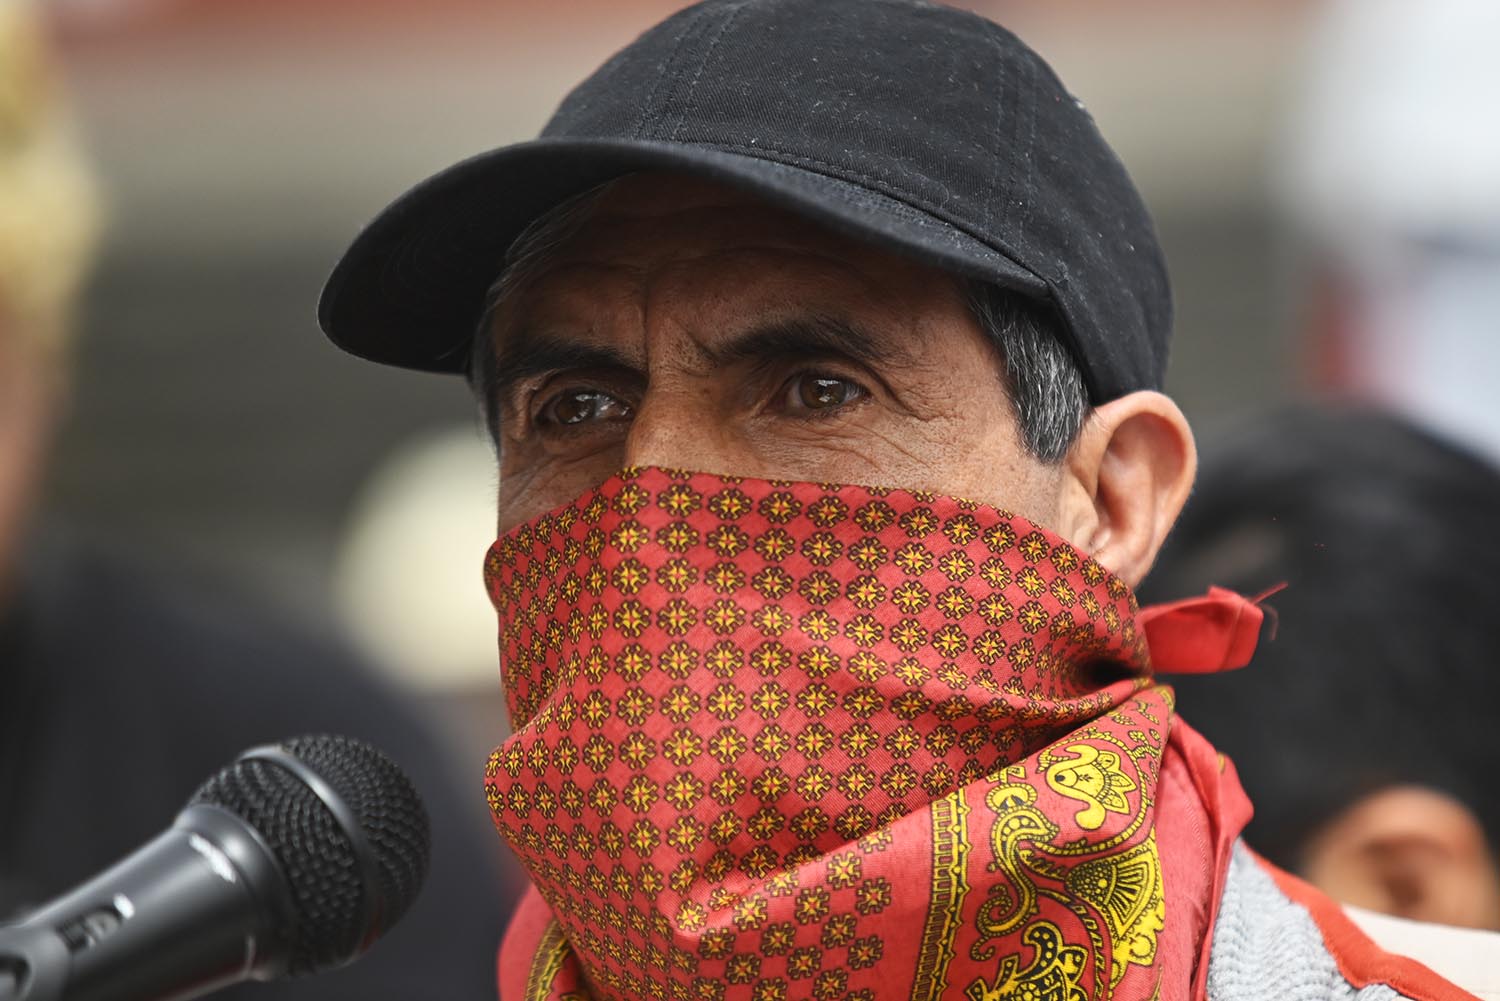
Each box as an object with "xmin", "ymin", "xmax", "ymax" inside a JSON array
[
  {"xmin": 1301, "ymin": 785, "xmax": 1500, "ymax": 931},
  {"xmin": 1055, "ymin": 390, "xmax": 1195, "ymax": 588}
]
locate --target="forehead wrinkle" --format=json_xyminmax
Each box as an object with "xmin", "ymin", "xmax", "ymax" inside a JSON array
[
  {"xmin": 497, "ymin": 258, "xmax": 645, "ymax": 337},
  {"xmin": 491, "ymin": 251, "xmax": 647, "ymax": 355},
  {"xmin": 519, "ymin": 247, "xmax": 897, "ymax": 366}
]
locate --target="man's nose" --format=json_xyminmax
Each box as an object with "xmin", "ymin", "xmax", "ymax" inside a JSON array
[{"xmin": 622, "ymin": 391, "xmax": 749, "ymax": 476}]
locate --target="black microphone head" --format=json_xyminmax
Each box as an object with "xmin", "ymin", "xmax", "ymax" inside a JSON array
[{"xmin": 187, "ymin": 735, "xmax": 431, "ymax": 975}]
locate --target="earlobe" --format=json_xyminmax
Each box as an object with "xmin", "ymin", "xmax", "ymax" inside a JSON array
[
  {"xmin": 1059, "ymin": 390, "xmax": 1196, "ymax": 588},
  {"xmin": 1301, "ymin": 785, "xmax": 1500, "ymax": 931}
]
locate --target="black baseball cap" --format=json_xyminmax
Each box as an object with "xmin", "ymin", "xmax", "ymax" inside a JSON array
[{"xmin": 318, "ymin": 0, "xmax": 1171, "ymax": 404}]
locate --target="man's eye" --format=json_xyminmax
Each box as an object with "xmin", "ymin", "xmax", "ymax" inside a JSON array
[
  {"xmin": 784, "ymin": 374, "xmax": 867, "ymax": 413},
  {"xmin": 537, "ymin": 390, "xmax": 632, "ymax": 427}
]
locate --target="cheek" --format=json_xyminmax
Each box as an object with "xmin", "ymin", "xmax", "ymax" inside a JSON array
[
  {"xmin": 891, "ymin": 342, "xmax": 1068, "ymax": 525},
  {"xmin": 763, "ymin": 404, "xmax": 1063, "ymax": 527},
  {"xmin": 938, "ymin": 421, "xmax": 1064, "ymax": 522},
  {"xmin": 497, "ymin": 447, "xmax": 622, "ymax": 533},
  {"xmin": 898, "ymin": 418, "xmax": 1063, "ymax": 525}
]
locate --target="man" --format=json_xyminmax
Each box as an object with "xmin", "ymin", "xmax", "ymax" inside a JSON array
[
  {"xmin": 1142, "ymin": 407, "xmax": 1500, "ymax": 988},
  {"xmin": 318, "ymin": 1, "xmax": 1478, "ymax": 998},
  {"xmin": 0, "ymin": 4, "xmax": 510, "ymax": 996}
]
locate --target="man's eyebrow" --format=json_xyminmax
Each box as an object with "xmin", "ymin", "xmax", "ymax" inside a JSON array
[
  {"xmin": 489, "ymin": 330, "xmax": 637, "ymax": 406},
  {"xmin": 707, "ymin": 315, "xmax": 913, "ymax": 370}
]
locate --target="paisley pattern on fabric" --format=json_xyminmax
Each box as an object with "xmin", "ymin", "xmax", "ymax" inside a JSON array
[{"xmin": 484, "ymin": 468, "xmax": 1178, "ymax": 1001}]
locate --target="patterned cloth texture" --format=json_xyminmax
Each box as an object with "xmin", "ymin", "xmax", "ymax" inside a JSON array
[{"xmin": 484, "ymin": 468, "xmax": 1250, "ymax": 1001}]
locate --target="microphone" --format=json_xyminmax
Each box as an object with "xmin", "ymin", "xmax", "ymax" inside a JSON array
[{"xmin": 0, "ymin": 735, "xmax": 430, "ymax": 1001}]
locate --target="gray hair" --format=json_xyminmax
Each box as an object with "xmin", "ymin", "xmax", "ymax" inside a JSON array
[
  {"xmin": 964, "ymin": 282, "xmax": 1088, "ymax": 462},
  {"xmin": 468, "ymin": 182, "xmax": 1089, "ymax": 463}
]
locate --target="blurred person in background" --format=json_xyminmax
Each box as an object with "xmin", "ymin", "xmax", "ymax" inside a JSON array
[
  {"xmin": 1278, "ymin": 0, "xmax": 1500, "ymax": 463},
  {"xmin": 0, "ymin": 2, "xmax": 511, "ymax": 996},
  {"xmin": 1141, "ymin": 407, "xmax": 1500, "ymax": 990},
  {"xmin": 318, "ymin": 1, "xmax": 1484, "ymax": 998}
]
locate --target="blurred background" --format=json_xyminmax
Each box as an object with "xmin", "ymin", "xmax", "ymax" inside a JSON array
[{"xmin": 30, "ymin": 0, "xmax": 1499, "ymax": 765}]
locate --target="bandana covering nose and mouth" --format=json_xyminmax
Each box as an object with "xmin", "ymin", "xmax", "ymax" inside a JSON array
[{"xmin": 485, "ymin": 468, "xmax": 1253, "ymax": 1001}]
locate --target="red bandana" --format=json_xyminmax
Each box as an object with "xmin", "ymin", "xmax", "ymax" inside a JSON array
[{"xmin": 484, "ymin": 468, "xmax": 1253, "ymax": 1001}]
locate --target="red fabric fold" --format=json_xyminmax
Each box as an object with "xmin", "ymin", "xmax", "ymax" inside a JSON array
[{"xmin": 1138, "ymin": 585, "xmax": 1284, "ymax": 675}]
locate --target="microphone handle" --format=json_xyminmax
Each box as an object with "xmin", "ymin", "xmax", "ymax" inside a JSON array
[{"xmin": 0, "ymin": 805, "xmax": 293, "ymax": 1001}]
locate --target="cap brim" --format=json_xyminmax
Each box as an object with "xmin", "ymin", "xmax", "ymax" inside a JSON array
[{"xmin": 318, "ymin": 138, "xmax": 1046, "ymax": 373}]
